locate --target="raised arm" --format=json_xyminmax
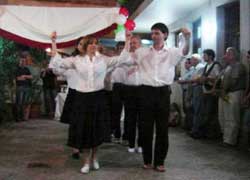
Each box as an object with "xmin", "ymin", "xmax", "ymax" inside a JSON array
[
  {"xmin": 49, "ymin": 31, "xmax": 75, "ymax": 70},
  {"xmin": 50, "ymin": 31, "xmax": 57, "ymax": 57},
  {"xmin": 180, "ymin": 28, "xmax": 191, "ymax": 56}
]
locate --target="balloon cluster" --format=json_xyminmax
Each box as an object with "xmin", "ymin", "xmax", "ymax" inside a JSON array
[{"xmin": 114, "ymin": 7, "xmax": 136, "ymax": 41}]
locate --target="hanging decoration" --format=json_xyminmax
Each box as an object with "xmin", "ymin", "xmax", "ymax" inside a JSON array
[
  {"xmin": 124, "ymin": 19, "xmax": 136, "ymax": 31},
  {"xmin": 117, "ymin": 0, "xmax": 128, "ymax": 5},
  {"xmin": 114, "ymin": 6, "xmax": 136, "ymax": 41},
  {"xmin": 119, "ymin": 7, "xmax": 129, "ymax": 17}
]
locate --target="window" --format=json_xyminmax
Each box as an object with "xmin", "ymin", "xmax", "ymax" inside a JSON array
[{"xmin": 193, "ymin": 18, "xmax": 202, "ymax": 54}]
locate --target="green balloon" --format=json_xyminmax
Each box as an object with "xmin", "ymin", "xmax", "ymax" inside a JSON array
[{"xmin": 115, "ymin": 24, "xmax": 125, "ymax": 34}]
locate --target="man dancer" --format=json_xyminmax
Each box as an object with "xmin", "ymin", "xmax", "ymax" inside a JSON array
[{"xmin": 124, "ymin": 23, "xmax": 190, "ymax": 172}]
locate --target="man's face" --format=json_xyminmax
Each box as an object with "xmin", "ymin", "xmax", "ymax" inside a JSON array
[
  {"xmin": 151, "ymin": 29, "xmax": 167, "ymax": 44},
  {"xmin": 190, "ymin": 57, "xmax": 198, "ymax": 66},
  {"xmin": 203, "ymin": 53, "xmax": 209, "ymax": 62},
  {"xmin": 19, "ymin": 58, "xmax": 26, "ymax": 66},
  {"xmin": 185, "ymin": 60, "xmax": 191, "ymax": 70},
  {"xmin": 130, "ymin": 37, "xmax": 141, "ymax": 52},
  {"xmin": 223, "ymin": 49, "xmax": 234, "ymax": 63}
]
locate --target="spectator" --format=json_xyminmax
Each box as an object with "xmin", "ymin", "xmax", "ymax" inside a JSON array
[{"xmin": 15, "ymin": 54, "xmax": 32, "ymax": 121}]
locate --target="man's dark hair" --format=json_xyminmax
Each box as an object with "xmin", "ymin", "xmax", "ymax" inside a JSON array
[
  {"xmin": 203, "ymin": 49, "xmax": 215, "ymax": 61},
  {"xmin": 248, "ymin": 50, "xmax": 250, "ymax": 55},
  {"xmin": 151, "ymin": 23, "xmax": 169, "ymax": 35}
]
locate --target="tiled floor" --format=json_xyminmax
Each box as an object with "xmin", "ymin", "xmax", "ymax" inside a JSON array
[{"xmin": 0, "ymin": 120, "xmax": 249, "ymax": 180}]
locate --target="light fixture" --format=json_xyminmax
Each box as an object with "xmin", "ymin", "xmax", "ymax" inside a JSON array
[
  {"xmin": 141, "ymin": 39, "xmax": 151, "ymax": 45},
  {"xmin": 45, "ymin": 48, "xmax": 51, "ymax": 52}
]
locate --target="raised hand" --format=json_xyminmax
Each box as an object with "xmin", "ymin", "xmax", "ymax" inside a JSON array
[
  {"xmin": 50, "ymin": 31, "xmax": 57, "ymax": 57},
  {"xmin": 181, "ymin": 28, "xmax": 191, "ymax": 39},
  {"xmin": 50, "ymin": 31, "xmax": 57, "ymax": 42}
]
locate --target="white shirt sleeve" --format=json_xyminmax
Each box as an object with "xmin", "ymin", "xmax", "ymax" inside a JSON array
[
  {"xmin": 50, "ymin": 53, "xmax": 75, "ymax": 70},
  {"xmin": 169, "ymin": 47, "xmax": 183, "ymax": 66},
  {"xmin": 103, "ymin": 50, "xmax": 134, "ymax": 71}
]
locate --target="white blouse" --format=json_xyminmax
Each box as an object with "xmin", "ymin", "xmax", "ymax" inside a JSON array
[
  {"xmin": 50, "ymin": 52, "xmax": 127, "ymax": 93},
  {"xmin": 63, "ymin": 69, "xmax": 79, "ymax": 90}
]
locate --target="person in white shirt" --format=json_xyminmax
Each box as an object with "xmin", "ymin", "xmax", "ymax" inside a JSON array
[
  {"xmin": 51, "ymin": 37, "xmax": 85, "ymax": 160},
  {"xmin": 178, "ymin": 58, "xmax": 194, "ymax": 131},
  {"xmin": 109, "ymin": 42, "xmax": 127, "ymax": 144},
  {"xmin": 110, "ymin": 66, "xmax": 126, "ymax": 143},
  {"xmin": 49, "ymin": 34, "xmax": 127, "ymax": 174},
  {"xmin": 122, "ymin": 35, "xmax": 143, "ymax": 153},
  {"xmin": 186, "ymin": 54, "xmax": 205, "ymax": 139},
  {"xmin": 123, "ymin": 23, "xmax": 190, "ymax": 172}
]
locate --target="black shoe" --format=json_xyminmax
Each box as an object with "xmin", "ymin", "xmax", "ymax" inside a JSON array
[
  {"xmin": 72, "ymin": 152, "xmax": 80, "ymax": 159},
  {"xmin": 189, "ymin": 132, "xmax": 202, "ymax": 139},
  {"xmin": 221, "ymin": 142, "xmax": 236, "ymax": 148}
]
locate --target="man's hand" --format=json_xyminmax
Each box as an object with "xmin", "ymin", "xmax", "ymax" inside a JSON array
[
  {"xmin": 181, "ymin": 28, "xmax": 191, "ymax": 39},
  {"xmin": 125, "ymin": 30, "xmax": 132, "ymax": 41},
  {"xmin": 180, "ymin": 28, "xmax": 191, "ymax": 56},
  {"xmin": 124, "ymin": 30, "xmax": 132, "ymax": 51}
]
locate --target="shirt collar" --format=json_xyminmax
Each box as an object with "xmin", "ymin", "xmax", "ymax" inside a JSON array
[{"xmin": 150, "ymin": 44, "xmax": 168, "ymax": 52}]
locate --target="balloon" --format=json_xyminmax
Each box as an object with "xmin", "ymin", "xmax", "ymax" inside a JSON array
[
  {"xmin": 115, "ymin": 14, "xmax": 127, "ymax": 25},
  {"xmin": 114, "ymin": 24, "xmax": 125, "ymax": 34},
  {"xmin": 124, "ymin": 19, "xmax": 136, "ymax": 31},
  {"xmin": 115, "ymin": 29, "xmax": 125, "ymax": 42},
  {"xmin": 119, "ymin": 7, "xmax": 129, "ymax": 17}
]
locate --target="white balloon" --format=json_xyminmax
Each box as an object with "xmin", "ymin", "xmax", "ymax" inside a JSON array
[
  {"xmin": 115, "ymin": 30, "xmax": 125, "ymax": 42},
  {"xmin": 115, "ymin": 14, "xmax": 127, "ymax": 25}
]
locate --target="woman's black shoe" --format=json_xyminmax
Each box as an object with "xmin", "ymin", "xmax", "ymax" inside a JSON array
[{"xmin": 72, "ymin": 152, "xmax": 80, "ymax": 159}]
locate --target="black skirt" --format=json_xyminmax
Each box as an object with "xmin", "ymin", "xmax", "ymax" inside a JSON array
[
  {"xmin": 60, "ymin": 88, "xmax": 76, "ymax": 124},
  {"xmin": 67, "ymin": 89, "xmax": 107, "ymax": 149}
]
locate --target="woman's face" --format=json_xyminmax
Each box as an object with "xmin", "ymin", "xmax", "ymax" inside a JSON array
[{"xmin": 86, "ymin": 38, "xmax": 98, "ymax": 55}]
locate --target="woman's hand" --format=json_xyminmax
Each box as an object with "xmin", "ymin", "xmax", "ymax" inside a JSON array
[
  {"xmin": 50, "ymin": 31, "xmax": 57, "ymax": 57},
  {"xmin": 50, "ymin": 31, "xmax": 57, "ymax": 42}
]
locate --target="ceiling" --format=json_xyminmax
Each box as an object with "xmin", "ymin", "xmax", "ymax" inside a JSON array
[{"xmin": 134, "ymin": 0, "xmax": 209, "ymax": 32}]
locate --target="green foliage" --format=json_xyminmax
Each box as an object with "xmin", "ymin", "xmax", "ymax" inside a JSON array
[
  {"xmin": 0, "ymin": 38, "xmax": 19, "ymax": 123},
  {"xmin": 29, "ymin": 48, "xmax": 47, "ymax": 64},
  {"xmin": 0, "ymin": 38, "xmax": 47, "ymax": 123},
  {"xmin": 0, "ymin": 38, "xmax": 19, "ymax": 103}
]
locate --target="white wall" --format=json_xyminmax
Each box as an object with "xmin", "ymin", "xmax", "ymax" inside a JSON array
[
  {"xmin": 168, "ymin": 0, "xmax": 237, "ymax": 55},
  {"xmin": 240, "ymin": 0, "xmax": 250, "ymax": 65}
]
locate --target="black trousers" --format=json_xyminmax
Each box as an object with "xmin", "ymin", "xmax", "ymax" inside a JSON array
[
  {"xmin": 124, "ymin": 85, "xmax": 142, "ymax": 148},
  {"xmin": 200, "ymin": 93, "xmax": 219, "ymax": 138},
  {"xmin": 111, "ymin": 83, "xmax": 126, "ymax": 139},
  {"xmin": 140, "ymin": 85, "xmax": 170, "ymax": 166}
]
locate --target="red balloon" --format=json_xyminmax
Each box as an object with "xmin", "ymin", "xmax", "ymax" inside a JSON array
[
  {"xmin": 124, "ymin": 19, "xmax": 136, "ymax": 31},
  {"xmin": 119, "ymin": 7, "xmax": 129, "ymax": 17}
]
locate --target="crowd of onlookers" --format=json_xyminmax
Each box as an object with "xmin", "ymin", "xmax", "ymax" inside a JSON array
[
  {"xmin": 177, "ymin": 48, "xmax": 250, "ymax": 150},
  {"xmin": 15, "ymin": 51, "xmax": 57, "ymax": 121}
]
